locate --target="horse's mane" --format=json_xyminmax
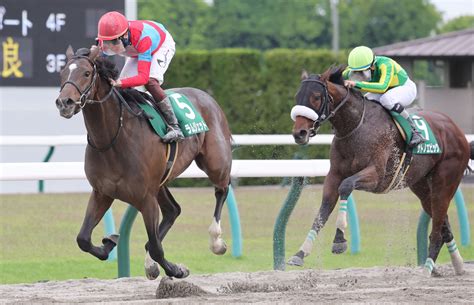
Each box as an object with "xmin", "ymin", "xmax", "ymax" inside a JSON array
[
  {"xmin": 320, "ymin": 64, "xmax": 365, "ymax": 100},
  {"xmin": 74, "ymin": 48, "xmax": 152, "ymax": 106}
]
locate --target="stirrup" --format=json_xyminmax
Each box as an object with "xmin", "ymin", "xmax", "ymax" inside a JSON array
[
  {"xmin": 408, "ymin": 132, "xmax": 426, "ymax": 148},
  {"xmin": 162, "ymin": 129, "xmax": 184, "ymax": 143}
]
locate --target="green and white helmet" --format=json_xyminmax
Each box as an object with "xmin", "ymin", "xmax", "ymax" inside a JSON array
[{"xmin": 348, "ymin": 46, "xmax": 374, "ymax": 71}]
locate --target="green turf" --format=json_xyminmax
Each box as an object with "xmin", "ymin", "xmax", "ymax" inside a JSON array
[{"xmin": 1, "ymin": 185, "xmax": 472, "ymax": 284}]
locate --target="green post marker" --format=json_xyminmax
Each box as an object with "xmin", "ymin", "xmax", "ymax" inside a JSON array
[
  {"xmin": 117, "ymin": 205, "xmax": 138, "ymax": 278},
  {"xmin": 38, "ymin": 146, "xmax": 55, "ymax": 193},
  {"xmin": 273, "ymin": 177, "xmax": 306, "ymax": 271}
]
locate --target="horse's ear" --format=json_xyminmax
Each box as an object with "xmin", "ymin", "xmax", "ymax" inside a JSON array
[
  {"xmin": 301, "ymin": 69, "xmax": 309, "ymax": 81},
  {"xmin": 89, "ymin": 45, "xmax": 100, "ymax": 60},
  {"xmin": 66, "ymin": 45, "xmax": 74, "ymax": 60}
]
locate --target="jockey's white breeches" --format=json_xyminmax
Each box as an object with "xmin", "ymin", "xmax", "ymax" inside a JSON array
[
  {"xmin": 365, "ymin": 78, "xmax": 417, "ymax": 110},
  {"xmin": 120, "ymin": 34, "xmax": 176, "ymax": 85}
]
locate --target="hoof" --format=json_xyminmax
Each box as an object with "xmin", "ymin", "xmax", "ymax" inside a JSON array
[
  {"xmin": 175, "ymin": 264, "xmax": 190, "ymax": 279},
  {"xmin": 145, "ymin": 252, "xmax": 160, "ymax": 280},
  {"xmin": 287, "ymin": 255, "xmax": 304, "ymax": 267},
  {"xmin": 102, "ymin": 234, "xmax": 120, "ymax": 246},
  {"xmin": 454, "ymin": 267, "xmax": 465, "ymax": 276},
  {"xmin": 145, "ymin": 264, "xmax": 160, "ymax": 280},
  {"xmin": 332, "ymin": 241, "xmax": 347, "ymax": 254},
  {"xmin": 210, "ymin": 239, "xmax": 227, "ymax": 255},
  {"xmin": 431, "ymin": 267, "xmax": 442, "ymax": 278},
  {"xmin": 422, "ymin": 266, "xmax": 433, "ymax": 277}
]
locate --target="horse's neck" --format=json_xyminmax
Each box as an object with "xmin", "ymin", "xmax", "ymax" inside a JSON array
[
  {"xmin": 330, "ymin": 92, "xmax": 365, "ymax": 138},
  {"xmin": 82, "ymin": 84, "xmax": 122, "ymax": 148}
]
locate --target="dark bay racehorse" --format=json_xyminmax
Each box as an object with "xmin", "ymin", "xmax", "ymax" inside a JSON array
[
  {"xmin": 55, "ymin": 46, "xmax": 232, "ymax": 279},
  {"xmin": 289, "ymin": 66, "xmax": 474, "ymax": 276}
]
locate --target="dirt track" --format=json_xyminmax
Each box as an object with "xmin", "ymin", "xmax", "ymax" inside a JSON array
[{"xmin": 1, "ymin": 262, "xmax": 473, "ymax": 304}]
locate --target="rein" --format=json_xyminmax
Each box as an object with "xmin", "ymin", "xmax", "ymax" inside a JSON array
[
  {"xmin": 60, "ymin": 55, "xmax": 146, "ymax": 152},
  {"xmin": 334, "ymin": 98, "xmax": 366, "ymax": 140},
  {"xmin": 87, "ymin": 101, "xmax": 124, "ymax": 152}
]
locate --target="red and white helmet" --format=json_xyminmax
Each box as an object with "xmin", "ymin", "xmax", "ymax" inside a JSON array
[{"xmin": 98, "ymin": 11, "xmax": 128, "ymax": 41}]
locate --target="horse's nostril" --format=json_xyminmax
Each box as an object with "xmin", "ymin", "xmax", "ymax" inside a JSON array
[
  {"xmin": 299, "ymin": 129, "xmax": 308, "ymax": 138},
  {"xmin": 66, "ymin": 98, "xmax": 75, "ymax": 106},
  {"xmin": 56, "ymin": 98, "xmax": 63, "ymax": 108}
]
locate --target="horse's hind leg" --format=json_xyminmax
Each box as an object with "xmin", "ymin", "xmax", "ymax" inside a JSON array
[
  {"xmin": 76, "ymin": 191, "xmax": 118, "ymax": 260},
  {"xmin": 441, "ymin": 217, "xmax": 464, "ymax": 275},
  {"xmin": 411, "ymin": 172, "xmax": 462, "ymax": 276},
  {"xmin": 144, "ymin": 186, "xmax": 182, "ymax": 280},
  {"xmin": 157, "ymin": 186, "xmax": 182, "ymax": 241},
  {"xmin": 208, "ymin": 185, "xmax": 229, "ymax": 255},
  {"xmin": 141, "ymin": 194, "xmax": 189, "ymax": 279},
  {"xmin": 195, "ymin": 149, "xmax": 231, "ymax": 255}
]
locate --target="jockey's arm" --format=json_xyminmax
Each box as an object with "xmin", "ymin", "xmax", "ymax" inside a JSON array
[
  {"xmin": 120, "ymin": 37, "xmax": 153, "ymax": 88},
  {"xmin": 354, "ymin": 62, "xmax": 394, "ymax": 93},
  {"xmin": 342, "ymin": 67, "xmax": 351, "ymax": 79}
]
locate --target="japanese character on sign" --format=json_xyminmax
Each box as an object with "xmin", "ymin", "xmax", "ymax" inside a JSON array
[
  {"xmin": 2, "ymin": 36, "xmax": 23, "ymax": 78},
  {"xmin": 0, "ymin": 6, "xmax": 33, "ymax": 36}
]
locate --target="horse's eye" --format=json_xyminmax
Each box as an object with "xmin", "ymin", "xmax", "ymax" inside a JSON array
[{"xmin": 85, "ymin": 71, "xmax": 91, "ymax": 77}]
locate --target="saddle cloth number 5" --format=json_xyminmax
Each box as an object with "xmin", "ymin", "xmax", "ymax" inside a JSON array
[{"xmin": 169, "ymin": 93, "xmax": 196, "ymax": 120}]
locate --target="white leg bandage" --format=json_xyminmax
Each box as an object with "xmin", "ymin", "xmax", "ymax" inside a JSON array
[
  {"xmin": 299, "ymin": 229, "xmax": 317, "ymax": 256},
  {"xmin": 336, "ymin": 200, "xmax": 348, "ymax": 232},
  {"xmin": 447, "ymin": 239, "xmax": 464, "ymax": 275},
  {"xmin": 208, "ymin": 218, "xmax": 226, "ymax": 254},
  {"xmin": 423, "ymin": 258, "xmax": 435, "ymax": 276}
]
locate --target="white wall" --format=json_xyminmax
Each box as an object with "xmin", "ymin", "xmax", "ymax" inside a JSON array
[{"xmin": 418, "ymin": 84, "xmax": 474, "ymax": 133}]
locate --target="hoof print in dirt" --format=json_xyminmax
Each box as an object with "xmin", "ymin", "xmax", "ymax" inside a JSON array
[{"xmin": 156, "ymin": 276, "xmax": 209, "ymax": 299}]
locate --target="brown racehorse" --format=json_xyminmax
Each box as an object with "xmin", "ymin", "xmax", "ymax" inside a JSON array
[
  {"xmin": 55, "ymin": 46, "xmax": 232, "ymax": 279},
  {"xmin": 288, "ymin": 66, "xmax": 474, "ymax": 276}
]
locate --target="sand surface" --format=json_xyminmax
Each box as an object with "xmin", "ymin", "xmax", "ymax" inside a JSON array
[{"xmin": 1, "ymin": 262, "xmax": 473, "ymax": 304}]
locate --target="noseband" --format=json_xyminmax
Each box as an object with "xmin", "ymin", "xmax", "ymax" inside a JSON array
[
  {"xmin": 300, "ymin": 78, "xmax": 350, "ymax": 137},
  {"xmin": 59, "ymin": 55, "xmax": 114, "ymax": 107}
]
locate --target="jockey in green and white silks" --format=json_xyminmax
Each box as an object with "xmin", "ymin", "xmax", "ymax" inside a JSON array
[{"xmin": 343, "ymin": 46, "xmax": 426, "ymax": 148}]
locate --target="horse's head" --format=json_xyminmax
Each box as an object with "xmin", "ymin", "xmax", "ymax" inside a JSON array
[
  {"xmin": 55, "ymin": 46, "xmax": 101, "ymax": 118},
  {"xmin": 291, "ymin": 66, "xmax": 348, "ymax": 145}
]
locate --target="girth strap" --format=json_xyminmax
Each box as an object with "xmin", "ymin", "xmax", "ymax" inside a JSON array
[
  {"xmin": 159, "ymin": 142, "xmax": 179, "ymax": 186},
  {"xmin": 382, "ymin": 120, "xmax": 414, "ymax": 193}
]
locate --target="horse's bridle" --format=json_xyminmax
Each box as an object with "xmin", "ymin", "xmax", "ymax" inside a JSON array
[
  {"xmin": 300, "ymin": 78, "xmax": 350, "ymax": 137},
  {"xmin": 59, "ymin": 55, "xmax": 114, "ymax": 107},
  {"xmin": 58, "ymin": 55, "xmax": 148, "ymax": 152}
]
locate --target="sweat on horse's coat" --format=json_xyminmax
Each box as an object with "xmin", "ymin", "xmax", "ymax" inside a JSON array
[{"xmin": 289, "ymin": 66, "xmax": 472, "ymax": 277}]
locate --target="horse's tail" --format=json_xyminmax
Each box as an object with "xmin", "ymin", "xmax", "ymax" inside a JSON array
[{"xmin": 470, "ymin": 141, "xmax": 474, "ymax": 160}]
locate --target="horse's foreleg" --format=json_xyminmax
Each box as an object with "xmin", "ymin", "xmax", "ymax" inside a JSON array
[
  {"xmin": 144, "ymin": 187, "xmax": 182, "ymax": 280},
  {"xmin": 332, "ymin": 166, "xmax": 378, "ymax": 254},
  {"xmin": 287, "ymin": 173, "xmax": 341, "ymax": 267},
  {"xmin": 76, "ymin": 191, "xmax": 117, "ymax": 260},
  {"xmin": 141, "ymin": 195, "xmax": 189, "ymax": 279},
  {"xmin": 208, "ymin": 185, "xmax": 229, "ymax": 255}
]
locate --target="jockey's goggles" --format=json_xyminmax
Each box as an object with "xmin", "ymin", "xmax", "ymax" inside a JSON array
[{"xmin": 102, "ymin": 38, "xmax": 123, "ymax": 46}]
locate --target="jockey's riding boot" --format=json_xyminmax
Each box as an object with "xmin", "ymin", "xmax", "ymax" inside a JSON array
[
  {"xmin": 391, "ymin": 103, "xmax": 426, "ymax": 149},
  {"xmin": 156, "ymin": 97, "xmax": 184, "ymax": 143},
  {"xmin": 145, "ymin": 79, "xmax": 184, "ymax": 143}
]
